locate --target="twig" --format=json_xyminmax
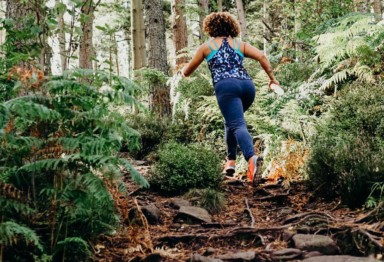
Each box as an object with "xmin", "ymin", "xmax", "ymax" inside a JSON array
[
  {"xmin": 244, "ymin": 198, "xmax": 255, "ymax": 227},
  {"xmin": 355, "ymin": 228, "xmax": 384, "ymax": 249}
]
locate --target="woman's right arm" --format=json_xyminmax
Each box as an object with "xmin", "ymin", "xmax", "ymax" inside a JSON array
[{"xmin": 242, "ymin": 42, "xmax": 279, "ymax": 87}]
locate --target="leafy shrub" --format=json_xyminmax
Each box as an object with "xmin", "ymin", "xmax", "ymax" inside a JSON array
[
  {"xmin": 306, "ymin": 83, "xmax": 384, "ymax": 207},
  {"xmin": 185, "ymin": 188, "xmax": 226, "ymax": 214},
  {"xmin": 126, "ymin": 113, "xmax": 168, "ymax": 159},
  {"xmin": 150, "ymin": 142, "xmax": 222, "ymax": 195}
]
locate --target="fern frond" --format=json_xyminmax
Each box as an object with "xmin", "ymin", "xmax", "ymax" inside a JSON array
[
  {"xmin": 352, "ymin": 64, "xmax": 375, "ymax": 84},
  {"xmin": 0, "ymin": 221, "xmax": 43, "ymax": 251},
  {"xmin": 0, "ymin": 103, "xmax": 10, "ymax": 129},
  {"xmin": 5, "ymin": 99, "xmax": 60, "ymax": 121},
  {"xmin": 119, "ymin": 159, "xmax": 149, "ymax": 188},
  {"xmin": 321, "ymin": 69, "xmax": 351, "ymax": 90}
]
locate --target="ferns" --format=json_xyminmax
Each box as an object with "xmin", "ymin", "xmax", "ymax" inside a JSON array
[
  {"xmin": 313, "ymin": 13, "xmax": 384, "ymax": 89},
  {"xmin": 0, "ymin": 221, "xmax": 42, "ymax": 251},
  {"xmin": 0, "ymin": 69, "xmax": 148, "ymax": 260}
]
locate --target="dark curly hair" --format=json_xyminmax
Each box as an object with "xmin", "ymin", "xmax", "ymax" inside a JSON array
[{"xmin": 203, "ymin": 12, "xmax": 241, "ymax": 38}]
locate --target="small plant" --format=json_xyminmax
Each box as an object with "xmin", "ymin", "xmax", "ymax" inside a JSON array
[
  {"xmin": 185, "ymin": 188, "xmax": 226, "ymax": 214},
  {"xmin": 150, "ymin": 141, "xmax": 222, "ymax": 195},
  {"xmin": 365, "ymin": 182, "xmax": 384, "ymax": 209}
]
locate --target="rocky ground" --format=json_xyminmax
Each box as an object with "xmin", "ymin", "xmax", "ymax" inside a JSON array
[{"xmin": 95, "ymin": 161, "xmax": 383, "ymax": 262}]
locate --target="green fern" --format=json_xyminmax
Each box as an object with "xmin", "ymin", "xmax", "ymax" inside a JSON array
[{"xmin": 0, "ymin": 221, "xmax": 42, "ymax": 251}]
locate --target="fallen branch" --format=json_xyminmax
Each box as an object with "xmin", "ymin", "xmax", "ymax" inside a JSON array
[{"xmin": 245, "ymin": 198, "xmax": 255, "ymax": 227}]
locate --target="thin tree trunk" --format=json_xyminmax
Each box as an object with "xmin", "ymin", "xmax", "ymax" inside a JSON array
[
  {"xmin": 373, "ymin": 0, "xmax": 383, "ymax": 22},
  {"xmin": 79, "ymin": 0, "xmax": 95, "ymax": 69},
  {"xmin": 172, "ymin": 0, "xmax": 188, "ymax": 68},
  {"xmin": 236, "ymin": 0, "xmax": 247, "ymax": 40},
  {"xmin": 198, "ymin": 0, "xmax": 209, "ymax": 44},
  {"xmin": 262, "ymin": 0, "xmax": 269, "ymax": 55},
  {"xmin": 217, "ymin": 0, "xmax": 223, "ymax": 12},
  {"xmin": 294, "ymin": 0, "xmax": 302, "ymax": 62},
  {"xmin": 144, "ymin": 0, "xmax": 170, "ymax": 116},
  {"xmin": 56, "ymin": 0, "xmax": 67, "ymax": 72},
  {"xmin": 131, "ymin": 0, "xmax": 146, "ymax": 70}
]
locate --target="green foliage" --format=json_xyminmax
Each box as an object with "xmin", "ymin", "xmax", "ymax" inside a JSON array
[
  {"xmin": 313, "ymin": 13, "xmax": 384, "ymax": 90},
  {"xmin": 306, "ymin": 83, "xmax": 384, "ymax": 207},
  {"xmin": 0, "ymin": 68, "xmax": 148, "ymax": 260},
  {"xmin": 53, "ymin": 237, "xmax": 92, "ymax": 262},
  {"xmin": 365, "ymin": 182, "xmax": 384, "ymax": 209},
  {"xmin": 185, "ymin": 188, "xmax": 226, "ymax": 214},
  {"xmin": 177, "ymin": 74, "xmax": 213, "ymax": 99},
  {"xmin": 150, "ymin": 141, "xmax": 222, "ymax": 195}
]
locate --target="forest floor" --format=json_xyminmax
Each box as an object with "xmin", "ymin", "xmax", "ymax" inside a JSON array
[{"xmin": 95, "ymin": 159, "xmax": 384, "ymax": 262}]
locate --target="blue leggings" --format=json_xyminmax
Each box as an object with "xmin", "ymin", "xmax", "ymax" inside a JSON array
[{"xmin": 214, "ymin": 78, "xmax": 256, "ymax": 161}]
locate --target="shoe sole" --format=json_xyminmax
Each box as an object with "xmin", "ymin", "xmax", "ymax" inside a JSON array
[
  {"xmin": 252, "ymin": 156, "xmax": 263, "ymax": 187},
  {"xmin": 223, "ymin": 167, "xmax": 236, "ymax": 177}
]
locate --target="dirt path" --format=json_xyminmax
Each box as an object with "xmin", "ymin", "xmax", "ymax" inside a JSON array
[{"xmin": 96, "ymin": 161, "xmax": 383, "ymax": 262}]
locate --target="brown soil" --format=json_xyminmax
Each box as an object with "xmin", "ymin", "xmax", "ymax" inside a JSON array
[{"xmin": 95, "ymin": 161, "xmax": 384, "ymax": 262}]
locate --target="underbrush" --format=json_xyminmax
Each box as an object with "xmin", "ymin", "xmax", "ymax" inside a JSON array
[{"xmin": 306, "ymin": 83, "xmax": 384, "ymax": 207}]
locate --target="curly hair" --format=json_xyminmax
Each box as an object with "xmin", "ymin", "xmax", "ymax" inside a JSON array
[{"xmin": 203, "ymin": 12, "xmax": 241, "ymax": 38}]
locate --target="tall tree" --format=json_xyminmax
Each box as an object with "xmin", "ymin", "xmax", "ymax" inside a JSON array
[
  {"xmin": 217, "ymin": 0, "xmax": 223, "ymax": 12},
  {"xmin": 236, "ymin": 0, "xmax": 247, "ymax": 40},
  {"xmin": 172, "ymin": 0, "xmax": 188, "ymax": 68},
  {"xmin": 79, "ymin": 0, "xmax": 100, "ymax": 69},
  {"xmin": 373, "ymin": 0, "xmax": 383, "ymax": 22},
  {"xmin": 198, "ymin": 0, "xmax": 209, "ymax": 43},
  {"xmin": 131, "ymin": 0, "xmax": 146, "ymax": 70},
  {"xmin": 144, "ymin": 0, "xmax": 170, "ymax": 116}
]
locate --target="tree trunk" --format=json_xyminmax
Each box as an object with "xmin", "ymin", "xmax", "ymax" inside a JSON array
[
  {"xmin": 217, "ymin": 0, "xmax": 223, "ymax": 12},
  {"xmin": 79, "ymin": 0, "xmax": 95, "ymax": 69},
  {"xmin": 55, "ymin": 0, "xmax": 67, "ymax": 73},
  {"xmin": 144, "ymin": 0, "xmax": 170, "ymax": 117},
  {"xmin": 294, "ymin": 0, "xmax": 302, "ymax": 62},
  {"xmin": 198, "ymin": 0, "xmax": 209, "ymax": 43},
  {"xmin": 131, "ymin": 0, "xmax": 146, "ymax": 70},
  {"xmin": 236, "ymin": 0, "xmax": 247, "ymax": 40},
  {"xmin": 262, "ymin": 0, "xmax": 270, "ymax": 55},
  {"xmin": 172, "ymin": 0, "xmax": 188, "ymax": 68},
  {"xmin": 373, "ymin": 0, "xmax": 383, "ymax": 22}
]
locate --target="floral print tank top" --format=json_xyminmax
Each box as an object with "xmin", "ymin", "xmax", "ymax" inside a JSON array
[{"xmin": 206, "ymin": 38, "xmax": 251, "ymax": 85}]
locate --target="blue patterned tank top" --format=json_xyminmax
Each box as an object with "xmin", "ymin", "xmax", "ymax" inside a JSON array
[{"xmin": 206, "ymin": 38, "xmax": 251, "ymax": 85}]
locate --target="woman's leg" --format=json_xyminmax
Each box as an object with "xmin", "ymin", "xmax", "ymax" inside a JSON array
[{"xmin": 214, "ymin": 78, "xmax": 256, "ymax": 161}]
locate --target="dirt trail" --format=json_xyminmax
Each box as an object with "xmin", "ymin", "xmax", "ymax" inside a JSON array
[{"xmin": 96, "ymin": 161, "xmax": 383, "ymax": 262}]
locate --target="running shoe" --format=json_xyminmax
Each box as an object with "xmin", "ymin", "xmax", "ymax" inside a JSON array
[{"xmin": 246, "ymin": 155, "xmax": 263, "ymax": 186}]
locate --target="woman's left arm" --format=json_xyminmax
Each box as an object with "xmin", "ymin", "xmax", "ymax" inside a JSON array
[{"xmin": 182, "ymin": 44, "xmax": 206, "ymax": 77}]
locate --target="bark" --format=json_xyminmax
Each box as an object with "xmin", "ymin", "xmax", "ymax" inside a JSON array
[
  {"xmin": 172, "ymin": 0, "xmax": 188, "ymax": 68},
  {"xmin": 353, "ymin": 0, "xmax": 370, "ymax": 12},
  {"xmin": 144, "ymin": 0, "xmax": 170, "ymax": 116},
  {"xmin": 294, "ymin": 0, "xmax": 302, "ymax": 62},
  {"xmin": 56, "ymin": 0, "xmax": 67, "ymax": 72},
  {"xmin": 217, "ymin": 0, "xmax": 223, "ymax": 12},
  {"xmin": 79, "ymin": 0, "xmax": 95, "ymax": 69},
  {"xmin": 131, "ymin": 0, "xmax": 146, "ymax": 70},
  {"xmin": 198, "ymin": 0, "xmax": 209, "ymax": 43},
  {"xmin": 373, "ymin": 0, "xmax": 383, "ymax": 22},
  {"xmin": 262, "ymin": 0, "xmax": 270, "ymax": 55},
  {"xmin": 236, "ymin": 0, "xmax": 247, "ymax": 40}
]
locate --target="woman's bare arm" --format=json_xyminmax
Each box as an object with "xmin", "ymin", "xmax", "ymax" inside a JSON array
[
  {"xmin": 182, "ymin": 44, "xmax": 207, "ymax": 77},
  {"xmin": 242, "ymin": 42, "xmax": 279, "ymax": 86}
]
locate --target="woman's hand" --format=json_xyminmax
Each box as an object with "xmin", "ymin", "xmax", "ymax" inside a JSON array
[{"xmin": 268, "ymin": 79, "xmax": 280, "ymax": 89}]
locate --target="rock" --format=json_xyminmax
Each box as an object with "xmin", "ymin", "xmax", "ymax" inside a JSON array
[
  {"xmin": 304, "ymin": 251, "xmax": 323, "ymax": 258},
  {"xmin": 169, "ymin": 198, "xmax": 191, "ymax": 209},
  {"xmin": 302, "ymin": 255, "xmax": 379, "ymax": 262},
  {"xmin": 292, "ymin": 234, "xmax": 339, "ymax": 255},
  {"xmin": 282, "ymin": 230, "xmax": 296, "ymax": 242},
  {"xmin": 141, "ymin": 204, "xmax": 161, "ymax": 224},
  {"xmin": 129, "ymin": 204, "xmax": 161, "ymax": 225},
  {"xmin": 271, "ymin": 248, "xmax": 302, "ymax": 260},
  {"xmin": 174, "ymin": 206, "xmax": 212, "ymax": 224},
  {"xmin": 203, "ymin": 247, "xmax": 216, "ymax": 256},
  {"xmin": 217, "ymin": 251, "xmax": 255, "ymax": 261},
  {"xmin": 191, "ymin": 253, "xmax": 223, "ymax": 262}
]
